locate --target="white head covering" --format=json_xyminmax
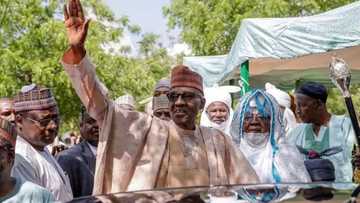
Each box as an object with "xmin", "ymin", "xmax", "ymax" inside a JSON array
[
  {"xmin": 200, "ymin": 87, "xmax": 233, "ymax": 135},
  {"xmin": 265, "ymin": 83, "xmax": 291, "ymax": 108},
  {"xmin": 115, "ymin": 94, "xmax": 135, "ymax": 110},
  {"xmin": 265, "ymin": 83, "xmax": 297, "ymax": 135},
  {"xmin": 231, "ymin": 90, "xmax": 310, "ymax": 191}
]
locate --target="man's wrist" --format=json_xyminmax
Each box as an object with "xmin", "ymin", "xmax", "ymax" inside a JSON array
[{"xmin": 62, "ymin": 45, "xmax": 86, "ymax": 65}]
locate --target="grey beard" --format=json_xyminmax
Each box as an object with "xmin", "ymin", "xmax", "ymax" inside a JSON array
[{"xmin": 244, "ymin": 132, "xmax": 269, "ymax": 148}]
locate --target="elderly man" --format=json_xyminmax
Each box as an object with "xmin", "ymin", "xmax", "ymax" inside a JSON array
[
  {"xmin": 61, "ymin": 0, "xmax": 258, "ymax": 195},
  {"xmin": 11, "ymin": 84, "xmax": 73, "ymax": 201},
  {"xmin": 200, "ymin": 87, "xmax": 233, "ymax": 135},
  {"xmin": 56, "ymin": 107, "xmax": 99, "ymax": 197},
  {"xmin": 0, "ymin": 118, "xmax": 54, "ymax": 203},
  {"xmin": 0, "ymin": 98, "xmax": 15, "ymax": 123},
  {"xmin": 231, "ymin": 89, "xmax": 310, "ymax": 202},
  {"xmin": 288, "ymin": 82, "xmax": 355, "ymax": 185},
  {"xmin": 231, "ymin": 89, "xmax": 310, "ymax": 183}
]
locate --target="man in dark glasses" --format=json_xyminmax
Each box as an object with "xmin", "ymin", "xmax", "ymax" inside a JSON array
[
  {"xmin": 61, "ymin": 0, "xmax": 259, "ymax": 195},
  {"xmin": 11, "ymin": 84, "xmax": 73, "ymax": 202}
]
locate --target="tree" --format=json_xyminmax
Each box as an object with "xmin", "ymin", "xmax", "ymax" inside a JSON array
[
  {"xmin": 0, "ymin": 0, "xmax": 171, "ymax": 133},
  {"xmin": 163, "ymin": 0, "xmax": 357, "ymax": 56}
]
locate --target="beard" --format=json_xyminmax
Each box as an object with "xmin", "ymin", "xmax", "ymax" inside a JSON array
[{"xmin": 243, "ymin": 132, "xmax": 269, "ymax": 148}]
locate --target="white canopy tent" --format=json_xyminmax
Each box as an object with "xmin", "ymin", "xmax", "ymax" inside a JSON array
[{"xmin": 184, "ymin": 1, "xmax": 360, "ymax": 91}]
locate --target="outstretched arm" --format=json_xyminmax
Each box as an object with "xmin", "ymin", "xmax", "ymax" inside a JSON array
[{"xmin": 61, "ymin": 0, "xmax": 108, "ymax": 124}]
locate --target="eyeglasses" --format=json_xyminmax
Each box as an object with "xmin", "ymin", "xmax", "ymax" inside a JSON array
[
  {"xmin": 167, "ymin": 91, "xmax": 200, "ymax": 102},
  {"xmin": 244, "ymin": 114, "xmax": 270, "ymax": 121},
  {"xmin": 24, "ymin": 116, "xmax": 60, "ymax": 128}
]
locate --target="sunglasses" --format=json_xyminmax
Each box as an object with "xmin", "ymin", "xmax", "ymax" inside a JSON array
[
  {"xmin": 24, "ymin": 116, "xmax": 60, "ymax": 128},
  {"xmin": 167, "ymin": 91, "xmax": 201, "ymax": 102}
]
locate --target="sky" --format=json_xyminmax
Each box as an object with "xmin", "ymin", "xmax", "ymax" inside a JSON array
[{"xmin": 104, "ymin": 0, "xmax": 182, "ymax": 54}]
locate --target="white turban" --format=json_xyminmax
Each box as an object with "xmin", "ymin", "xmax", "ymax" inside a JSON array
[
  {"xmin": 200, "ymin": 87, "xmax": 234, "ymax": 135},
  {"xmin": 265, "ymin": 83, "xmax": 291, "ymax": 108},
  {"xmin": 265, "ymin": 83, "xmax": 297, "ymax": 135}
]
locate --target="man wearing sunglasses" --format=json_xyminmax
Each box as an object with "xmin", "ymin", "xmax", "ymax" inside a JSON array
[
  {"xmin": 11, "ymin": 84, "xmax": 73, "ymax": 202},
  {"xmin": 61, "ymin": 0, "xmax": 259, "ymax": 196}
]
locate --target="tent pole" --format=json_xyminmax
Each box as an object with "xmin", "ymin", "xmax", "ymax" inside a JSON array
[{"xmin": 240, "ymin": 60, "xmax": 250, "ymax": 96}]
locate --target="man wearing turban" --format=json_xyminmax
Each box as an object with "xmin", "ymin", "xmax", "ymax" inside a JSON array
[
  {"xmin": 200, "ymin": 87, "xmax": 234, "ymax": 135},
  {"xmin": 60, "ymin": 0, "xmax": 258, "ymax": 195},
  {"xmin": 231, "ymin": 89, "xmax": 310, "ymax": 202}
]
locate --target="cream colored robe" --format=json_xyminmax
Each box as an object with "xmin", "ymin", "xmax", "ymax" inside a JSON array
[{"xmin": 62, "ymin": 56, "xmax": 259, "ymax": 195}]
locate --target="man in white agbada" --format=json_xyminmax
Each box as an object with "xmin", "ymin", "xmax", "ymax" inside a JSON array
[
  {"xmin": 265, "ymin": 83, "xmax": 297, "ymax": 136},
  {"xmin": 200, "ymin": 87, "xmax": 233, "ymax": 135},
  {"xmin": 11, "ymin": 85, "xmax": 73, "ymax": 202},
  {"xmin": 231, "ymin": 89, "xmax": 310, "ymax": 183},
  {"xmin": 288, "ymin": 82, "xmax": 355, "ymax": 186},
  {"xmin": 60, "ymin": 0, "xmax": 259, "ymax": 195},
  {"xmin": 231, "ymin": 89, "xmax": 310, "ymax": 201}
]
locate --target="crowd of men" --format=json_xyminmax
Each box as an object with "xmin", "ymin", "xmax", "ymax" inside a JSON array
[{"xmin": 0, "ymin": 0, "xmax": 359, "ymax": 202}]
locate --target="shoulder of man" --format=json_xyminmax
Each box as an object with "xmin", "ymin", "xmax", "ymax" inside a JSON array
[{"xmin": 56, "ymin": 145, "xmax": 85, "ymax": 164}]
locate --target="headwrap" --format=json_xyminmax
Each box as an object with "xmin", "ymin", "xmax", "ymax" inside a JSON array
[
  {"xmin": 200, "ymin": 87, "xmax": 234, "ymax": 135},
  {"xmin": 0, "ymin": 118, "xmax": 16, "ymax": 147},
  {"xmin": 154, "ymin": 79, "xmax": 170, "ymax": 92},
  {"xmin": 152, "ymin": 94, "xmax": 169, "ymax": 111},
  {"xmin": 171, "ymin": 65, "xmax": 203, "ymax": 94},
  {"xmin": 295, "ymin": 82, "xmax": 328, "ymax": 103},
  {"xmin": 231, "ymin": 89, "xmax": 311, "ymax": 201},
  {"xmin": 265, "ymin": 83, "xmax": 297, "ymax": 135},
  {"xmin": 13, "ymin": 84, "xmax": 57, "ymax": 113},
  {"xmin": 265, "ymin": 83, "xmax": 291, "ymax": 108},
  {"xmin": 115, "ymin": 94, "xmax": 135, "ymax": 110}
]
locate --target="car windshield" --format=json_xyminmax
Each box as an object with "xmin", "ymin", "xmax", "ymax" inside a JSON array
[{"xmin": 70, "ymin": 182, "xmax": 356, "ymax": 203}]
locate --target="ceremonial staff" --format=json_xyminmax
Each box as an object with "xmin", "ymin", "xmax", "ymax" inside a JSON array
[
  {"xmin": 329, "ymin": 57, "xmax": 360, "ymax": 183},
  {"xmin": 330, "ymin": 57, "xmax": 360, "ymax": 143}
]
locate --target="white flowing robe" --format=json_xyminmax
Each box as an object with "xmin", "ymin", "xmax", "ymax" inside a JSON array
[
  {"xmin": 61, "ymin": 56, "xmax": 259, "ymax": 195},
  {"xmin": 11, "ymin": 136, "xmax": 73, "ymax": 202}
]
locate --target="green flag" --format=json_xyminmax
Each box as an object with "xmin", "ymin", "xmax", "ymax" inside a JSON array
[{"xmin": 240, "ymin": 60, "xmax": 250, "ymax": 96}]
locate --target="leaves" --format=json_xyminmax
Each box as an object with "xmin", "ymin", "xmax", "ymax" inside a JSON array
[{"xmin": 0, "ymin": 0, "xmax": 171, "ymax": 134}]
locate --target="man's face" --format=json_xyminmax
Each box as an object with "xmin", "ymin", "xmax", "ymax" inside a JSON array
[
  {"xmin": 295, "ymin": 93, "xmax": 321, "ymax": 123},
  {"xmin": 168, "ymin": 87, "xmax": 205, "ymax": 130},
  {"xmin": 16, "ymin": 106, "xmax": 59, "ymax": 151},
  {"xmin": 153, "ymin": 108, "xmax": 171, "ymax": 121},
  {"xmin": 0, "ymin": 99, "xmax": 14, "ymax": 123},
  {"xmin": 243, "ymin": 110, "xmax": 270, "ymax": 133},
  {"xmin": 80, "ymin": 115, "xmax": 99, "ymax": 147},
  {"xmin": 206, "ymin": 102, "xmax": 229, "ymax": 124}
]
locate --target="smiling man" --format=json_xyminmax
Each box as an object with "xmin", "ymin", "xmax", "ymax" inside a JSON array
[
  {"xmin": 200, "ymin": 87, "xmax": 233, "ymax": 135},
  {"xmin": 60, "ymin": 0, "xmax": 258, "ymax": 195},
  {"xmin": 11, "ymin": 84, "xmax": 73, "ymax": 202}
]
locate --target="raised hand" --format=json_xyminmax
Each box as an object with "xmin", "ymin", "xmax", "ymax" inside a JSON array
[{"xmin": 64, "ymin": 0, "xmax": 90, "ymax": 48}]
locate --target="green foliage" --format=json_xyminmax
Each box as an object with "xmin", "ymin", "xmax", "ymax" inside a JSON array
[
  {"xmin": 0, "ymin": 0, "xmax": 171, "ymax": 134},
  {"xmin": 164, "ymin": 0, "xmax": 360, "ymax": 115},
  {"xmin": 163, "ymin": 0, "xmax": 356, "ymax": 55}
]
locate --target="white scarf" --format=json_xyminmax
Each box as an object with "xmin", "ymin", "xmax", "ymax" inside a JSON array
[{"xmin": 200, "ymin": 87, "xmax": 234, "ymax": 135}]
